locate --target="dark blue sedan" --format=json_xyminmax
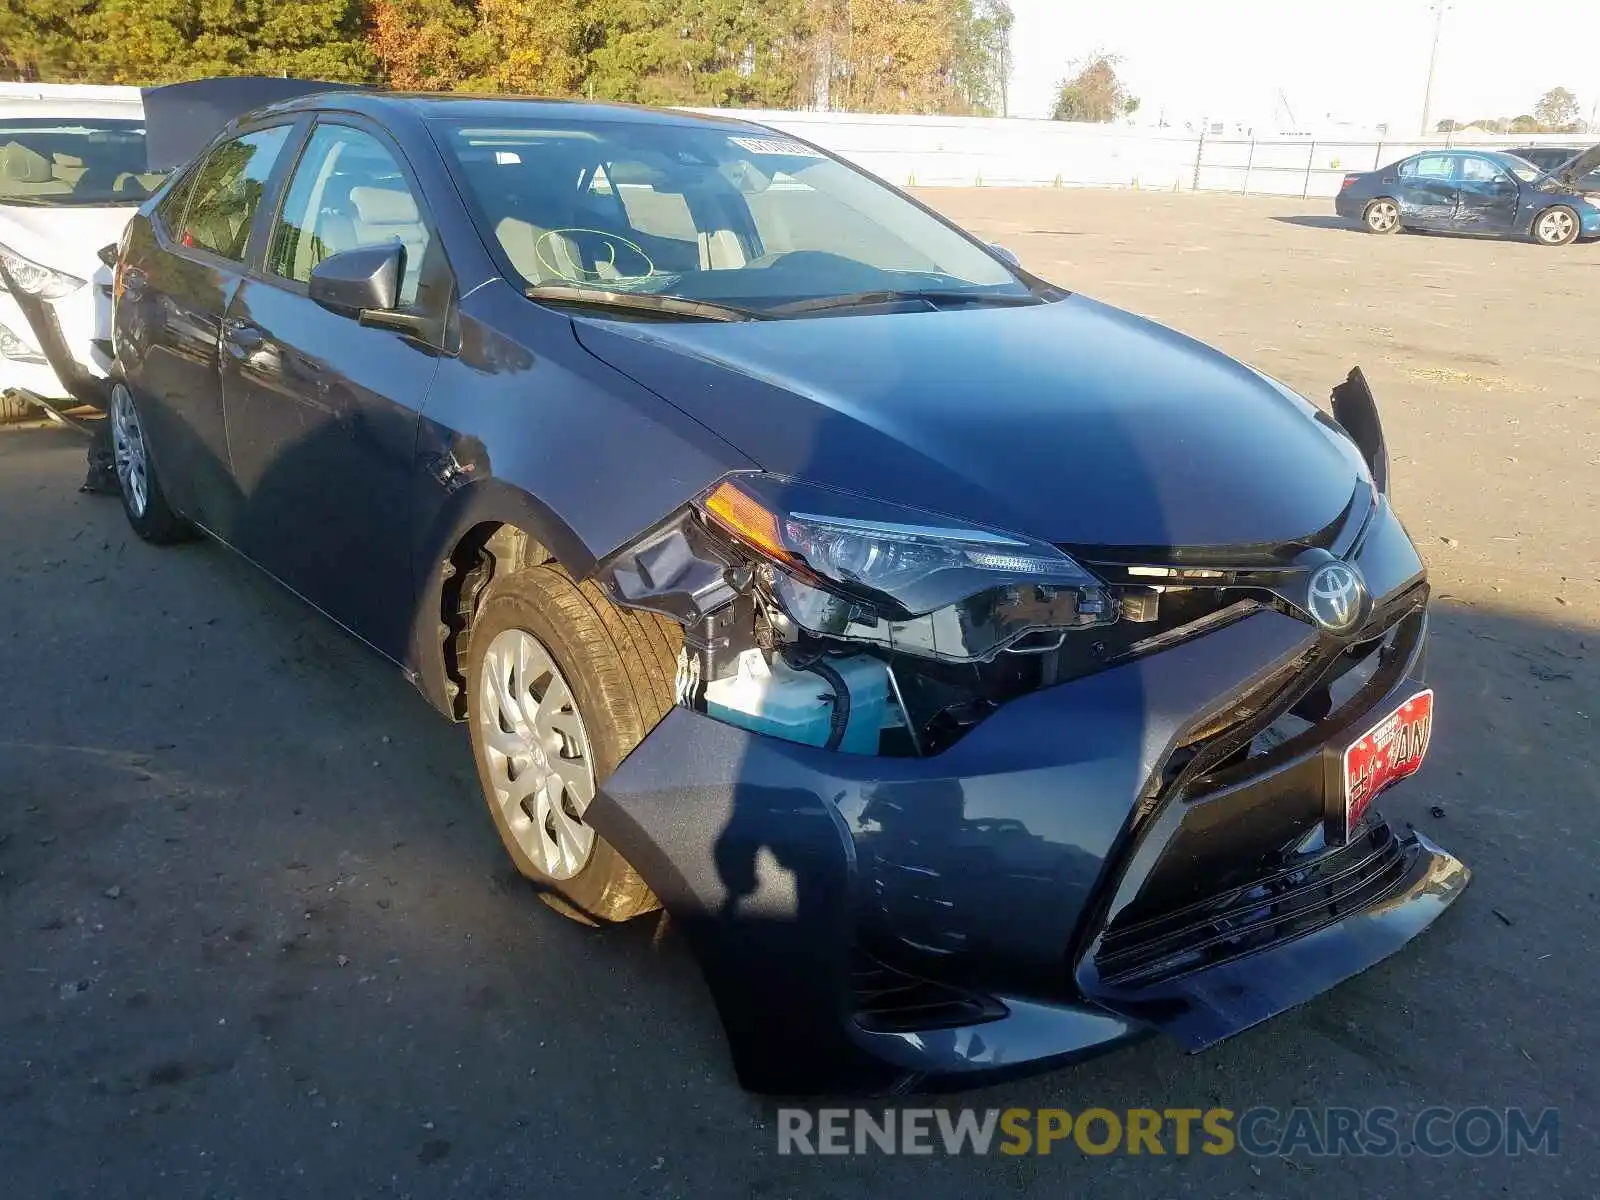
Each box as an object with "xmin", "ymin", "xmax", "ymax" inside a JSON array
[
  {"xmin": 110, "ymin": 88, "xmax": 1468, "ymax": 1094},
  {"xmin": 1336, "ymin": 148, "xmax": 1600, "ymax": 245}
]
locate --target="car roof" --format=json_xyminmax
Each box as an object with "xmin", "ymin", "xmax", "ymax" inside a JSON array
[{"xmin": 244, "ymin": 89, "xmax": 774, "ymax": 134}]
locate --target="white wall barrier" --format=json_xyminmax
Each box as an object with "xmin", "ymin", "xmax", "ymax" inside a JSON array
[
  {"xmin": 692, "ymin": 108, "xmax": 1590, "ymax": 198},
  {"xmin": 3, "ymin": 85, "xmax": 1579, "ymax": 199}
]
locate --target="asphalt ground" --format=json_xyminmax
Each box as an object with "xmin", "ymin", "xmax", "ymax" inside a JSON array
[{"xmin": 2, "ymin": 188, "xmax": 1596, "ymax": 1197}]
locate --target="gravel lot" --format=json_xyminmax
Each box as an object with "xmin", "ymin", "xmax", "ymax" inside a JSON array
[{"xmin": 2, "ymin": 189, "xmax": 1596, "ymax": 1198}]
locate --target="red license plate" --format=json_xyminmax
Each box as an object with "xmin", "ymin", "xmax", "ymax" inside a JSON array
[{"xmin": 1343, "ymin": 689, "xmax": 1434, "ymax": 837}]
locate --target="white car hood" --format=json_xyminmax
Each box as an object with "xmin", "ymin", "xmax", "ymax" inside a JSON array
[{"xmin": 0, "ymin": 204, "xmax": 137, "ymax": 281}]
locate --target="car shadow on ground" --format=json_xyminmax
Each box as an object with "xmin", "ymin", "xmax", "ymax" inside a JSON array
[{"xmin": 1271, "ymin": 214, "xmax": 1363, "ymax": 232}]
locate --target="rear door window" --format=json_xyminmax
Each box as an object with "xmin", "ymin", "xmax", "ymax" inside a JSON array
[
  {"xmin": 1401, "ymin": 154, "xmax": 1454, "ymax": 181},
  {"xmin": 152, "ymin": 166, "xmax": 198, "ymax": 241},
  {"xmin": 180, "ymin": 126, "xmax": 292, "ymax": 262}
]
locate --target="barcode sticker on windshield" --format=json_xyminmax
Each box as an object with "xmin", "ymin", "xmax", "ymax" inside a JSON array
[{"xmin": 729, "ymin": 135, "xmax": 825, "ymax": 158}]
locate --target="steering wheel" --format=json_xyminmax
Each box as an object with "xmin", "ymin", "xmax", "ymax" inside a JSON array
[{"xmin": 536, "ymin": 228, "xmax": 656, "ymax": 286}]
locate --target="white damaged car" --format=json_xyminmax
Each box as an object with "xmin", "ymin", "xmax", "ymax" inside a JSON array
[{"xmin": 0, "ymin": 83, "xmax": 167, "ymax": 423}]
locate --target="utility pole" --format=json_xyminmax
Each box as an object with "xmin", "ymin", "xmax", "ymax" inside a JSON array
[
  {"xmin": 1419, "ymin": 1, "xmax": 1449, "ymax": 135},
  {"xmin": 1000, "ymin": 42, "xmax": 1010, "ymax": 118}
]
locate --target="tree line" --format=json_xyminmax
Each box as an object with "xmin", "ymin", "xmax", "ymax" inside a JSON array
[
  {"xmin": 1436, "ymin": 87, "xmax": 1591, "ymax": 136},
  {"xmin": 0, "ymin": 0, "xmax": 1015, "ymax": 116}
]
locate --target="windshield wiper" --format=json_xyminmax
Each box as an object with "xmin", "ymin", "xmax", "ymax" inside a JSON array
[
  {"xmin": 524, "ymin": 284, "xmax": 764, "ymax": 323},
  {"xmin": 768, "ymin": 289, "xmax": 1046, "ymax": 317}
]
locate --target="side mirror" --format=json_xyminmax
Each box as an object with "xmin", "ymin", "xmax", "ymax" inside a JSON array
[
  {"xmin": 988, "ymin": 243, "xmax": 1021, "ymax": 267},
  {"xmin": 308, "ymin": 244, "xmax": 402, "ymax": 315}
]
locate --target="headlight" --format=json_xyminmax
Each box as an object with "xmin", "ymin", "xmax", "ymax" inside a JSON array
[
  {"xmin": 701, "ymin": 474, "xmax": 1099, "ymax": 615},
  {"xmin": 0, "ymin": 243, "xmax": 85, "ymax": 300},
  {"xmin": 698, "ymin": 474, "xmax": 1114, "ymax": 662}
]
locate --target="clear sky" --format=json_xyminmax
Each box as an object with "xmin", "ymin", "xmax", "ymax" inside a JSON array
[{"xmin": 1008, "ymin": 0, "xmax": 1600, "ymax": 131}]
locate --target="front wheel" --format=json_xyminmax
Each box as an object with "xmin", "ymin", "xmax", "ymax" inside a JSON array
[
  {"xmin": 464, "ymin": 562, "xmax": 680, "ymax": 923},
  {"xmin": 1532, "ymin": 206, "xmax": 1579, "ymax": 246},
  {"xmin": 109, "ymin": 381, "xmax": 190, "ymax": 543},
  {"xmin": 1363, "ymin": 198, "xmax": 1402, "ymax": 234}
]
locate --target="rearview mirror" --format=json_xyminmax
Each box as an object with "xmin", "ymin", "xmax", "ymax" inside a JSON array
[{"xmin": 308, "ymin": 244, "xmax": 402, "ymax": 315}]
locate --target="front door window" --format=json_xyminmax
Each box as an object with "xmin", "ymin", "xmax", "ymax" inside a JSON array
[{"xmin": 267, "ymin": 124, "xmax": 432, "ymax": 307}]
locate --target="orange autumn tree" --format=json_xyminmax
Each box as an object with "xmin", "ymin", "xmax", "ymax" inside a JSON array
[{"xmin": 5, "ymin": 0, "xmax": 1013, "ymax": 118}]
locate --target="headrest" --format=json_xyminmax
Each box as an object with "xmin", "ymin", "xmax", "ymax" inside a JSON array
[
  {"xmin": 53, "ymin": 152, "xmax": 85, "ymax": 168},
  {"xmin": 350, "ymin": 186, "xmax": 419, "ymax": 226},
  {"xmin": 1, "ymin": 143, "xmax": 53, "ymax": 183}
]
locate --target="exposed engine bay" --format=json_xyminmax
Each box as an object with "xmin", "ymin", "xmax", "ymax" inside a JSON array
[{"xmin": 600, "ymin": 473, "xmax": 1376, "ymax": 758}]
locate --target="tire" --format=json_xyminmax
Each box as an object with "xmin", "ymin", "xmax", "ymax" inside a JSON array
[
  {"xmin": 1532, "ymin": 205, "xmax": 1579, "ymax": 247},
  {"xmin": 1362, "ymin": 198, "xmax": 1402, "ymax": 234},
  {"xmin": 109, "ymin": 380, "xmax": 190, "ymax": 544},
  {"xmin": 0, "ymin": 391, "xmax": 33, "ymax": 424},
  {"xmin": 465, "ymin": 560, "xmax": 681, "ymax": 923}
]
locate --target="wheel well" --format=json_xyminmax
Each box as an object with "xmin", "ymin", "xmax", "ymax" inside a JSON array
[{"xmin": 438, "ymin": 522, "xmax": 553, "ymax": 719}]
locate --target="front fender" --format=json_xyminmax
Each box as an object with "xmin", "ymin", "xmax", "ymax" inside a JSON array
[
  {"xmin": 404, "ymin": 471, "xmax": 593, "ymax": 716},
  {"xmin": 402, "ymin": 291, "xmax": 756, "ymax": 714}
]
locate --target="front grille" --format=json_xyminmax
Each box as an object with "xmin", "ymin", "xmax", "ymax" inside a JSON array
[
  {"xmin": 1095, "ymin": 822, "xmax": 1413, "ymax": 988},
  {"xmin": 849, "ymin": 951, "xmax": 1006, "ymax": 1034},
  {"xmin": 1193, "ymin": 587, "xmax": 1427, "ymax": 795},
  {"xmin": 1144, "ymin": 583, "xmax": 1428, "ymax": 813}
]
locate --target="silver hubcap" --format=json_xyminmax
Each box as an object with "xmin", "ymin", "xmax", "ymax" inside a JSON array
[
  {"xmin": 1539, "ymin": 210, "xmax": 1574, "ymax": 243},
  {"xmin": 1368, "ymin": 202, "xmax": 1399, "ymax": 231},
  {"xmin": 110, "ymin": 383, "xmax": 149, "ymax": 517},
  {"xmin": 478, "ymin": 628, "xmax": 596, "ymax": 880}
]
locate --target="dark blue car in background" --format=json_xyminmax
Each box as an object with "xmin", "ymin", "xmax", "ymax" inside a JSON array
[{"xmin": 1336, "ymin": 147, "xmax": 1600, "ymax": 245}]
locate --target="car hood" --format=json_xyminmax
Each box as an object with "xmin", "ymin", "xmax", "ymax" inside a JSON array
[
  {"xmin": 1559, "ymin": 143, "xmax": 1600, "ymax": 185},
  {"xmin": 572, "ymin": 294, "xmax": 1368, "ymax": 549},
  {"xmin": 0, "ymin": 203, "xmax": 134, "ymax": 282}
]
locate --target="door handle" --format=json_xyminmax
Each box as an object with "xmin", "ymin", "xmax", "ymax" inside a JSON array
[{"xmin": 221, "ymin": 317, "xmax": 265, "ymax": 351}]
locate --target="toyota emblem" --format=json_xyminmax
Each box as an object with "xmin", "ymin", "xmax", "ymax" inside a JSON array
[{"xmin": 1306, "ymin": 561, "xmax": 1367, "ymax": 633}]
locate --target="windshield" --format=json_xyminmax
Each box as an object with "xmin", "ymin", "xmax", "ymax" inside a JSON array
[
  {"xmin": 1512, "ymin": 148, "xmax": 1574, "ymax": 172},
  {"xmin": 433, "ymin": 118, "xmax": 1033, "ymax": 314},
  {"xmin": 1504, "ymin": 158, "xmax": 1545, "ymax": 183},
  {"xmin": 0, "ymin": 119, "xmax": 169, "ymax": 207}
]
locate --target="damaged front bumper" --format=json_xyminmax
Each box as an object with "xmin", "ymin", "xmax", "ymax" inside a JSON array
[
  {"xmin": 586, "ymin": 500, "xmax": 1470, "ymax": 1095},
  {"xmin": 0, "ymin": 262, "xmax": 113, "ymax": 411}
]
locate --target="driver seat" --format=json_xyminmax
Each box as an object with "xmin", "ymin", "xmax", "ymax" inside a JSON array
[
  {"xmin": 0, "ymin": 143, "xmax": 71, "ymax": 195},
  {"xmin": 496, "ymin": 217, "xmax": 592, "ymax": 285},
  {"xmin": 490, "ymin": 165, "xmax": 626, "ymax": 285}
]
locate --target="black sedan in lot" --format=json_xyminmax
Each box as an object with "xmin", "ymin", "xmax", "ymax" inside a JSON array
[
  {"xmin": 110, "ymin": 89, "xmax": 1467, "ymax": 1094},
  {"xmin": 1336, "ymin": 147, "xmax": 1600, "ymax": 244},
  {"xmin": 1507, "ymin": 141, "xmax": 1600, "ymax": 190}
]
